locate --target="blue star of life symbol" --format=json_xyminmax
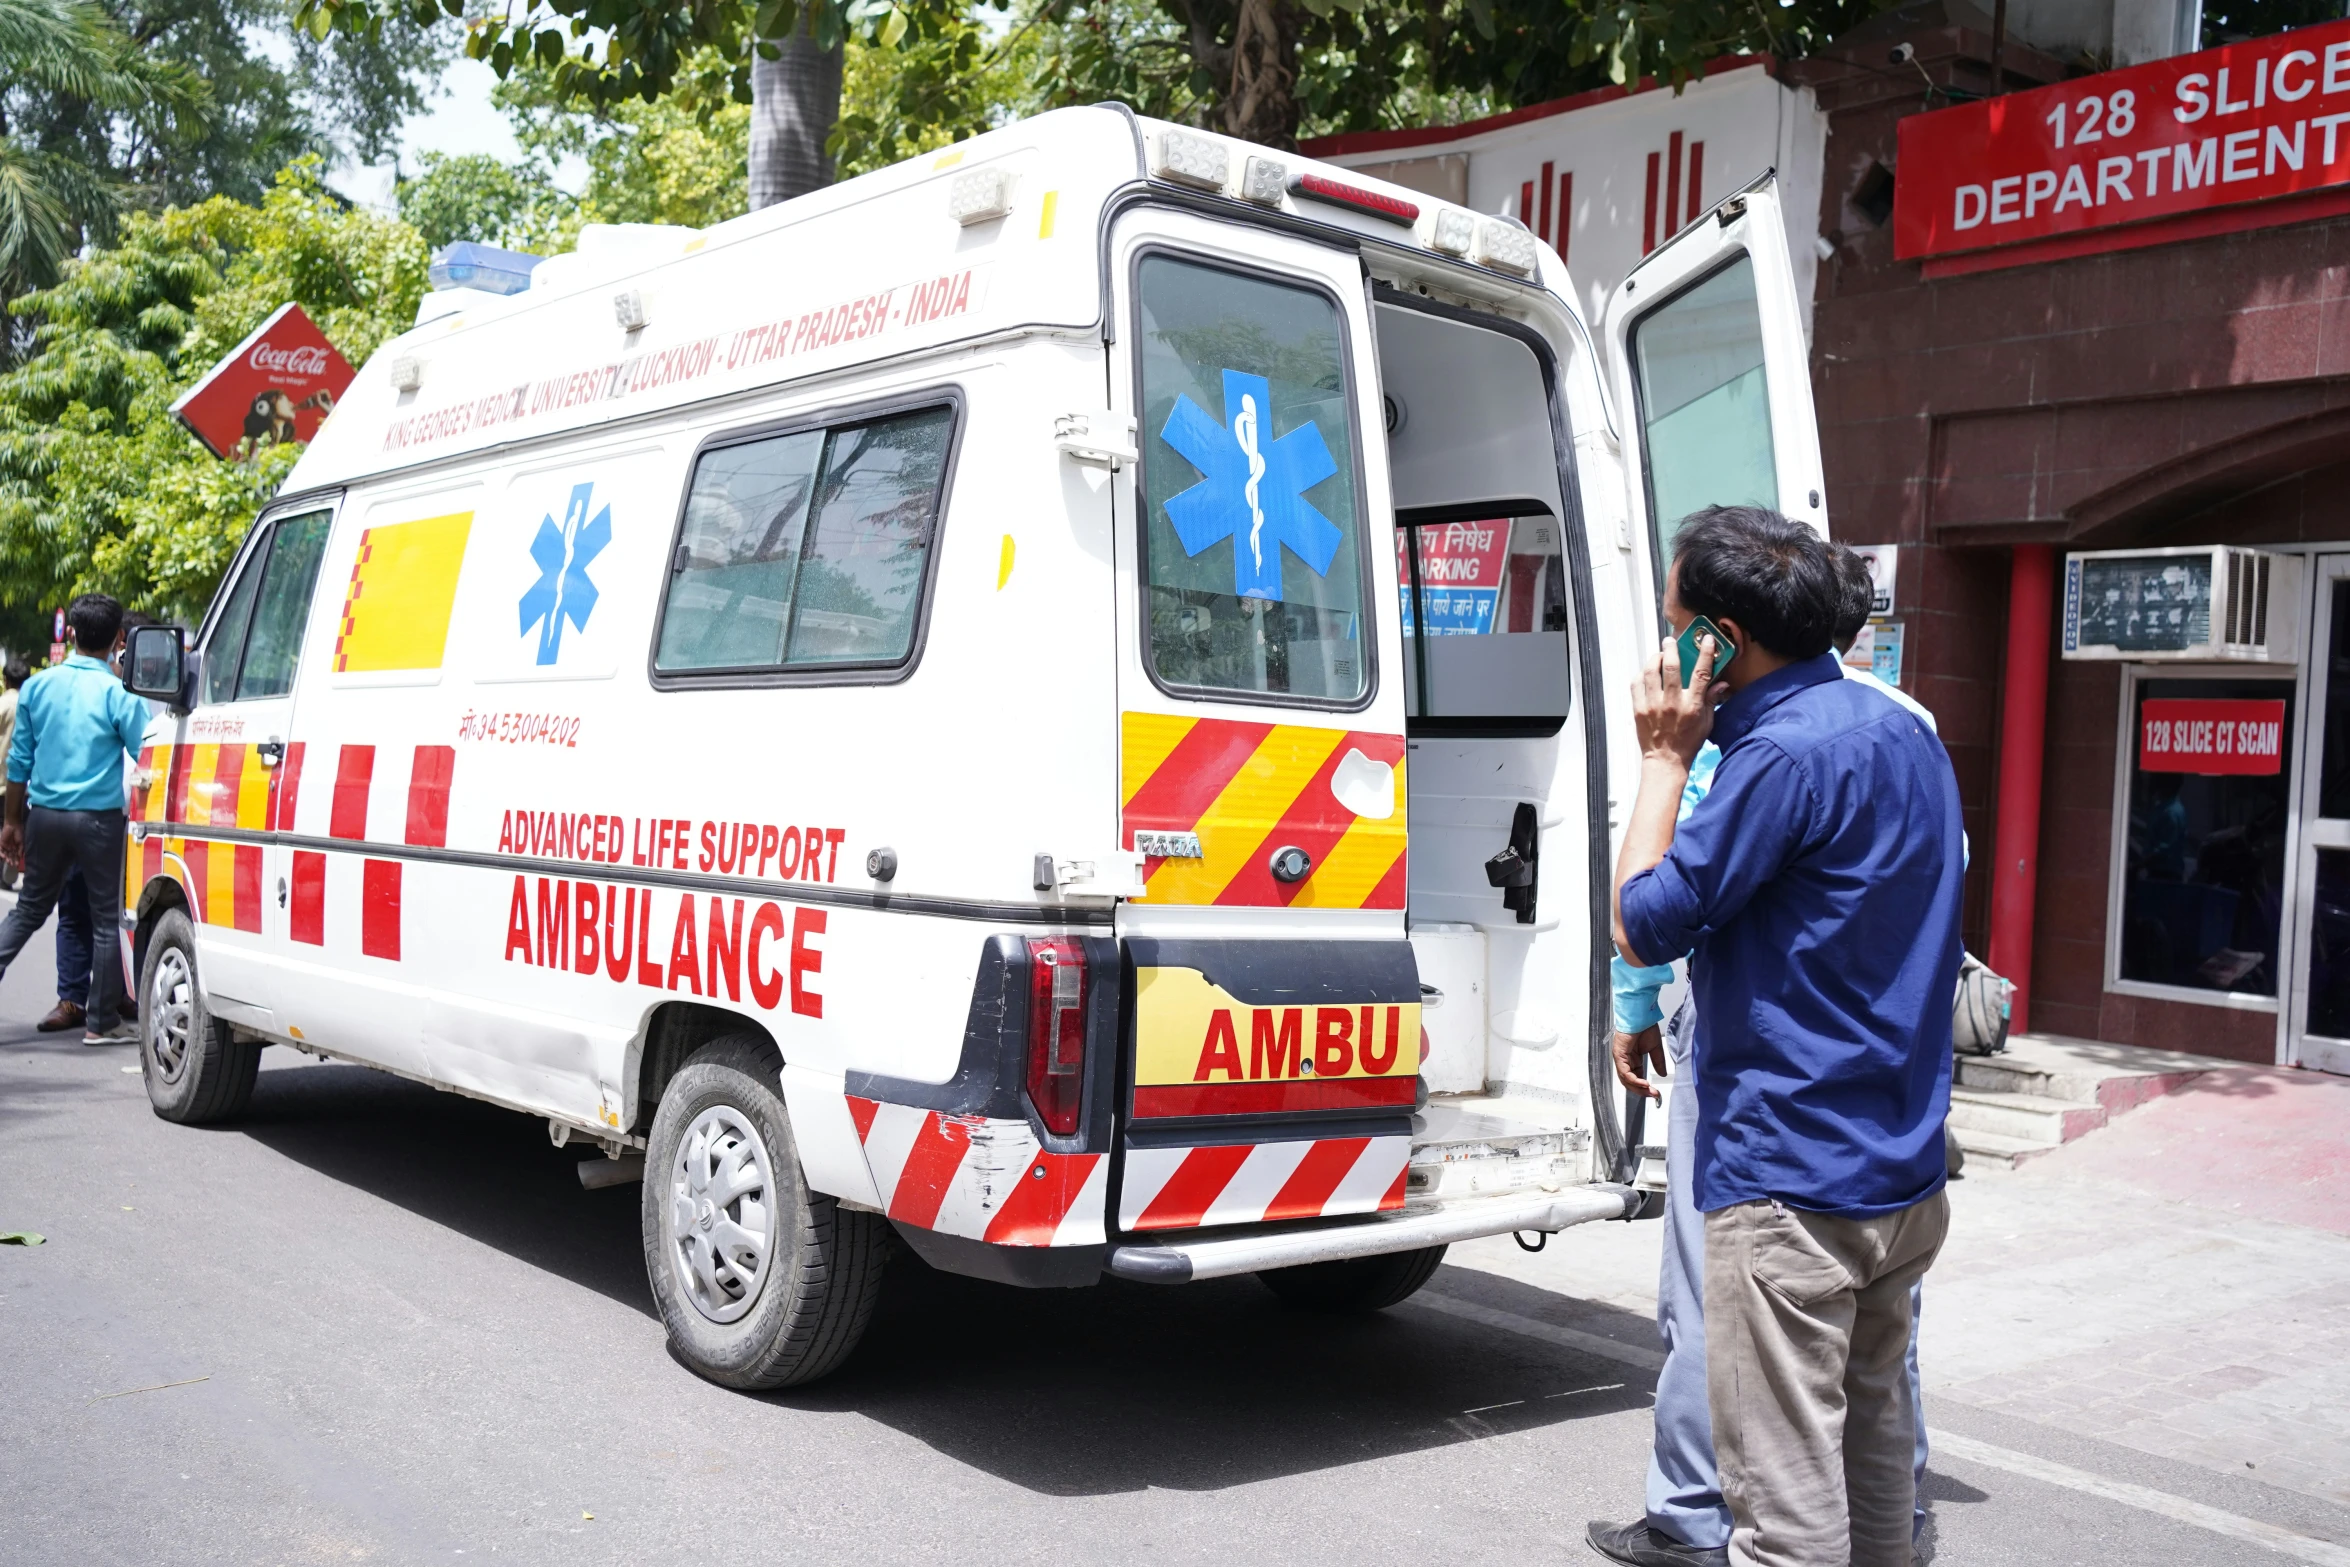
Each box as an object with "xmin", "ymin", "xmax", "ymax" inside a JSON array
[
  {"xmin": 1161, "ymin": 369, "xmax": 1341, "ymax": 601},
  {"xmin": 519, "ymin": 481, "xmax": 610, "ymax": 665}
]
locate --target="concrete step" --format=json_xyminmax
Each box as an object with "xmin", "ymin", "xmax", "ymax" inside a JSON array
[
  {"xmin": 1956, "ymin": 1034, "xmax": 2216, "ymax": 1112},
  {"xmin": 1946, "ymin": 1085, "xmax": 2108, "ymax": 1145},
  {"xmin": 1950, "ymin": 1125, "xmax": 2062, "ymax": 1170}
]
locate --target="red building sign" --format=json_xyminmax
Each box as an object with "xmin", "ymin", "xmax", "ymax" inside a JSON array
[
  {"xmin": 171, "ymin": 302, "xmax": 355, "ymax": 460},
  {"xmin": 1894, "ymin": 18, "xmax": 2350, "ymax": 268},
  {"xmin": 2139, "ymin": 697, "xmax": 2287, "ymax": 775}
]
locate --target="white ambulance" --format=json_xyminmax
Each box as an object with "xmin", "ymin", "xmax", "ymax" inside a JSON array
[{"xmin": 118, "ymin": 105, "xmax": 1827, "ymax": 1389}]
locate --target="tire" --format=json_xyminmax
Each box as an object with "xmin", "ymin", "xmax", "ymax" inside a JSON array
[
  {"xmin": 1256, "ymin": 1244, "xmax": 1447, "ymax": 1312},
  {"xmin": 642, "ymin": 1035, "xmax": 889, "ymax": 1390},
  {"xmin": 139, "ymin": 908, "xmax": 261, "ymax": 1124}
]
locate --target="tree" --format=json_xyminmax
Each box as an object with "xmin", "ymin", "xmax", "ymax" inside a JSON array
[
  {"xmin": 0, "ymin": 158, "xmax": 425, "ymax": 642},
  {"xmin": 0, "ymin": 0, "xmax": 207, "ymax": 305}
]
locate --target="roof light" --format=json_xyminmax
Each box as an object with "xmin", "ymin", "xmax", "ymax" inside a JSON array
[
  {"xmin": 947, "ymin": 166, "xmax": 1014, "ymax": 225},
  {"xmin": 389, "ymin": 355, "xmax": 422, "ymax": 393},
  {"xmin": 1241, "ymin": 156, "xmax": 1288, "ymax": 206},
  {"xmin": 613, "ymin": 288, "xmax": 649, "ymax": 332},
  {"xmin": 1289, "ymin": 173, "xmax": 1419, "ymax": 225},
  {"xmin": 1154, "ymin": 129, "xmax": 1229, "ymax": 191},
  {"xmin": 1477, "ymin": 218, "xmax": 1538, "ymax": 276},
  {"xmin": 1430, "ymin": 207, "xmax": 1475, "ymax": 258}
]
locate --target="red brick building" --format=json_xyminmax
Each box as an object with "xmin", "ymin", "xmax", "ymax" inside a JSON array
[{"xmin": 1797, "ymin": 6, "xmax": 2350, "ymax": 1068}]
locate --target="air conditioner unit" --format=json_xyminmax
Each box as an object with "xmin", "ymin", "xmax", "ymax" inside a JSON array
[{"xmin": 2061, "ymin": 546, "xmax": 2301, "ymax": 662}]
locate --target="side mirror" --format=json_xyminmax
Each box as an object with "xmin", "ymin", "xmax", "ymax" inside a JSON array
[{"xmin": 125, "ymin": 624, "xmax": 189, "ymax": 709}]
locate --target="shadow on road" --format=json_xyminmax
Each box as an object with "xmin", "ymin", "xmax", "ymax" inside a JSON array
[
  {"xmin": 204, "ymin": 1055, "xmax": 1667, "ymax": 1495},
  {"xmin": 785, "ymin": 1258, "xmax": 1659, "ymax": 1495},
  {"xmin": 228, "ymin": 1060, "xmax": 654, "ymax": 1318}
]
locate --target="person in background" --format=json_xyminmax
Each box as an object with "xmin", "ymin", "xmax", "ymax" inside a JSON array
[
  {"xmin": 0, "ymin": 658, "xmax": 23, "ymax": 892},
  {"xmin": 37, "ymin": 612, "xmax": 160, "ymax": 1035},
  {"xmin": 1587, "ymin": 539, "xmax": 1940, "ymax": 1567},
  {"xmin": 1833, "ymin": 550, "xmax": 1936, "ymax": 732},
  {"xmin": 1612, "ymin": 510, "xmax": 1960, "ymax": 1567},
  {"xmin": 0, "ymin": 595, "xmax": 150, "ymax": 1045}
]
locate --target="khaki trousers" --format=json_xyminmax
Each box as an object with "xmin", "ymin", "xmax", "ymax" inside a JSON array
[{"xmin": 1703, "ymin": 1190, "xmax": 1949, "ymax": 1567}]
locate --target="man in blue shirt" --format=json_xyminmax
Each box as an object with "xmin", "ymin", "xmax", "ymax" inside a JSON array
[
  {"xmin": 1590, "ymin": 545, "xmax": 1941, "ymax": 1567},
  {"xmin": 0, "ymin": 594, "xmax": 153, "ymax": 1046},
  {"xmin": 1612, "ymin": 509, "xmax": 1960, "ymax": 1567}
]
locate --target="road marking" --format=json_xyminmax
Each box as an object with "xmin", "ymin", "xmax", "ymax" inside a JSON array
[
  {"xmin": 90, "ymin": 1374, "xmax": 210, "ymax": 1404},
  {"xmin": 1929, "ymin": 1432, "xmax": 2350, "ymax": 1567},
  {"xmin": 1408, "ymin": 1291, "xmax": 1664, "ymax": 1370},
  {"xmin": 1415, "ymin": 1290, "xmax": 2350, "ymax": 1565}
]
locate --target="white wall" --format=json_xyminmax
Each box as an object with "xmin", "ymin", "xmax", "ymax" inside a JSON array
[{"xmin": 1317, "ymin": 64, "xmax": 1830, "ymax": 341}]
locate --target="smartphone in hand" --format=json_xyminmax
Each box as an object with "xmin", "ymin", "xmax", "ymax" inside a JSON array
[{"xmin": 1676, "ymin": 615, "xmax": 1739, "ymax": 688}]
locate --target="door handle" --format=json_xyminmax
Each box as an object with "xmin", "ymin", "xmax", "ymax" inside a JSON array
[{"xmin": 256, "ymin": 740, "xmax": 285, "ymax": 768}]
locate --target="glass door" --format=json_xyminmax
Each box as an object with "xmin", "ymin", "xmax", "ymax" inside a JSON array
[{"xmin": 2285, "ymin": 555, "xmax": 2350, "ymax": 1075}]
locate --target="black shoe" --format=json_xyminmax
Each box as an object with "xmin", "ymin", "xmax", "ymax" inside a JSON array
[{"xmin": 1585, "ymin": 1520, "xmax": 1729, "ymax": 1567}]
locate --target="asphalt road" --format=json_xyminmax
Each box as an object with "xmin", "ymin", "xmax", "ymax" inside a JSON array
[{"xmin": 4, "ymin": 899, "xmax": 2346, "ymax": 1565}]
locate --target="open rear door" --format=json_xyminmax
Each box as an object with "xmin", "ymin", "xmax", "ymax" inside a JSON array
[{"xmin": 1602, "ymin": 172, "xmax": 1828, "ymax": 618}]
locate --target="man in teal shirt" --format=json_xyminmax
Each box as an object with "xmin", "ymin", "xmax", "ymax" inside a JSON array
[{"xmin": 0, "ymin": 594, "xmax": 151, "ymax": 1045}]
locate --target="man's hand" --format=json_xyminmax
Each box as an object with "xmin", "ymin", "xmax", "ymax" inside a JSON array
[
  {"xmin": 1631, "ymin": 634, "xmax": 1726, "ymax": 766},
  {"xmin": 1612, "ymin": 1026, "xmax": 1667, "ymax": 1103},
  {"xmin": 0, "ymin": 823, "xmax": 20, "ymax": 870}
]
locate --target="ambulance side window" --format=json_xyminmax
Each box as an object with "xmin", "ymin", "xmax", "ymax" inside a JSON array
[
  {"xmin": 1628, "ymin": 252, "xmax": 1776, "ymax": 579},
  {"xmin": 656, "ymin": 405, "xmax": 952, "ymax": 676},
  {"xmin": 1135, "ymin": 254, "xmax": 1368, "ymax": 705},
  {"xmin": 199, "ymin": 509, "xmax": 333, "ymax": 705},
  {"xmin": 234, "ymin": 510, "xmax": 332, "ymax": 700},
  {"xmin": 199, "ymin": 537, "xmax": 267, "ymax": 707}
]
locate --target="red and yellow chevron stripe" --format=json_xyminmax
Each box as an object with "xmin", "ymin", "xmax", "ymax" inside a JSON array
[
  {"xmin": 1121, "ymin": 712, "xmax": 1406, "ymax": 908},
  {"xmin": 123, "ymin": 743, "xmax": 270, "ymax": 933}
]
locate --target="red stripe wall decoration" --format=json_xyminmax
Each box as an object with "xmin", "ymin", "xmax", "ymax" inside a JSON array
[
  {"xmin": 1665, "ymin": 131, "xmax": 1684, "ymax": 244},
  {"xmin": 1556, "ymin": 171, "xmax": 1573, "ymax": 266},
  {"xmin": 1538, "ymin": 158, "xmax": 1556, "ymax": 242},
  {"xmin": 1643, "ymin": 151, "xmax": 1662, "ymax": 253},
  {"xmin": 1686, "ymin": 140, "xmax": 1706, "ymax": 224}
]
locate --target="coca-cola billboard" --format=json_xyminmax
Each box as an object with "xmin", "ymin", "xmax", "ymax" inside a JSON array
[{"xmin": 171, "ymin": 301, "xmax": 355, "ymax": 460}]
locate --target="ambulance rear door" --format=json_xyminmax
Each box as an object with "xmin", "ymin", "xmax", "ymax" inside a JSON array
[
  {"xmin": 1602, "ymin": 171, "xmax": 1830, "ymax": 623},
  {"xmin": 1105, "ymin": 206, "xmax": 1419, "ymax": 1234}
]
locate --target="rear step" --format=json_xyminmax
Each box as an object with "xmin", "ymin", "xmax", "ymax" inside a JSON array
[
  {"xmin": 1107, "ymin": 1184, "xmax": 1635, "ymax": 1283},
  {"xmin": 1407, "ymin": 1095, "xmax": 1590, "ymax": 1203}
]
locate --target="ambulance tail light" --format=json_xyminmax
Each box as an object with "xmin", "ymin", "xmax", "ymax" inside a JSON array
[{"xmin": 1025, "ymin": 938, "xmax": 1088, "ymax": 1135}]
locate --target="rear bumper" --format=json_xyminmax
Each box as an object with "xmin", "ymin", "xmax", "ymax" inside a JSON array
[{"xmin": 1105, "ymin": 1183, "xmax": 1637, "ymax": 1283}]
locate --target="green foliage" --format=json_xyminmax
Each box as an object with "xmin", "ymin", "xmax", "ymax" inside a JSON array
[
  {"xmin": 0, "ymin": 159, "xmax": 425, "ymax": 639},
  {"xmin": 0, "ymin": 0, "xmax": 207, "ymax": 301},
  {"xmin": 833, "ymin": 0, "xmax": 1040, "ymax": 174},
  {"xmin": 396, "ymin": 150, "xmax": 551, "ymax": 248}
]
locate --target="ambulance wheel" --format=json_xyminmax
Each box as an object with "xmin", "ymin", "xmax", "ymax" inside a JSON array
[
  {"xmin": 139, "ymin": 908, "xmax": 260, "ymax": 1124},
  {"xmin": 1256, "ymin": 1244, "xmax": 1447, "ymax": 1312},
  {"xmin": 642, "ymin": 1035, "xmax": 889, "ymax": 1390}
]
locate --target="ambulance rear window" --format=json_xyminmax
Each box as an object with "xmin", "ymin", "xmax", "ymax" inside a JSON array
[
  {"xmin": 656, "ymin": 405, "xmax": 953, "ymax": 676},
  {"xmin": 1135, "ymin": 255, "xmax": 1367, "ymax": 706}
]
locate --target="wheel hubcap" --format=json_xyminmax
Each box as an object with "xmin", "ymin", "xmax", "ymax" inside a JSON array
[
  {"xmin": 670, "ymin": 1105, "xmax": 777, "ymax": 1324},
  {"xmin": 148, "ymin": 948, "xmax": 196, "ymax": 1085}
]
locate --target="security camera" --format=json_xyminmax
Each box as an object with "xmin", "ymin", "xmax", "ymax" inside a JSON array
[{"xmin": 1890, "ymin": 42, "xmax": 1916, "ymax": 63}]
